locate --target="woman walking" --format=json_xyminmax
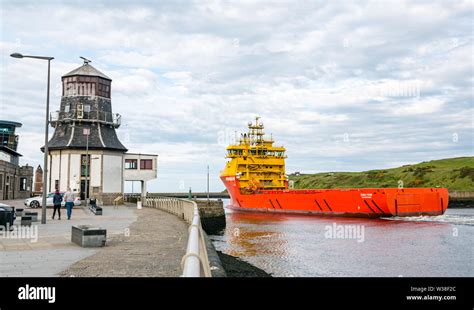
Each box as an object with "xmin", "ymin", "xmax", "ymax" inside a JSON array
[
  {"xmin": 52, "ymin": 189, "xmax": 62, "ymax": 220},
  {"xmin": 64, "ymin": 187, "xmax": 75, "ymax": 220}
]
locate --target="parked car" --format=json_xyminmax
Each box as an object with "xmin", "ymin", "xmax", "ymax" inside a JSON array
[
  {"xmin": 24, "ymin": 192, "xmax": 81, "ymax": 208},
  {"xmin": 0, "ymin": 203, "xmax": 16, "ymax": 228}
]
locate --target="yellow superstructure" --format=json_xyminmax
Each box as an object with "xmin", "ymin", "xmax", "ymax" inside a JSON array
[{"xmin": 221, "ymin": 117, "xmax": 287, "ymax": 190}]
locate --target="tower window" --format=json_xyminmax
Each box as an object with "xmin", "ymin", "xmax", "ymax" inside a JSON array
[
  {"xmin": 140, "ymin": 159, "xmax": 153, "ymax": 170},
  {"xmin": 81, "ymin": 154, "xmax": 91, "ymax": 177},
  {"xmin": 125, "ymin": 159, "xmax": 137, "ymax": 169},
  {"xmin": 83, "ymin": 104, "xmax": 91, "ymax": 119}
]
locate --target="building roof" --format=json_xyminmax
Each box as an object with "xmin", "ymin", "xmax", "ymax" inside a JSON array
[
  {"xmin": 62, "ymin": 63, "xmax": 112, "ymax": 80},
  {"xmin": 0, "ymin": 145, "xmax": 22, "ymax": 157},
  {"xmin": 0, "ymin": 120, "xmax": 22, "ymax": 128},
  {"xmin": 43, "ymin": 123, "xmax": 127, "ymax": 153}
]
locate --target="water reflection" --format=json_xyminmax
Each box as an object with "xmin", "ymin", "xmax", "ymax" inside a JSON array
[
  {"xmin": 212, "ymin": 208, "xmax": 474, "ymax": 277},
  {"xmin": 223, "ymin": 212, "xmax": 289, "ymax": 258}
]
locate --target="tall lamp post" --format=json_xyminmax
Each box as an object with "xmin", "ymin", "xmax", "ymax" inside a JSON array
[
  {"xmin": 10, "ymin": 53, "xmax": 54, "ymax": 224},
  {"xmin": 83, "ymin": 127, "xmax": 90, "ymax": 204}
]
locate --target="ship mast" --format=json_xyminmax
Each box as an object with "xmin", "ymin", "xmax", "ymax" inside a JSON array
[{"xmin": 248, "ymin": 116, "xmax": 265, "ymax": 146}]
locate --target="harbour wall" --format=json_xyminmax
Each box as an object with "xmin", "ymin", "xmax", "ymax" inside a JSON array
[
  {"xmin": 449, "ymin": 191, "xmax": 474, "ymax": 208},
  {"xmin": 193, "ymin": 199, "xmax": 226, "ymax": 235}
]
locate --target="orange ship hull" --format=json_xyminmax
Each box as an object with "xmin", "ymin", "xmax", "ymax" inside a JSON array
[{"xmin": 221, "ymin": 176, "xmax": 449, "ymax": 218}]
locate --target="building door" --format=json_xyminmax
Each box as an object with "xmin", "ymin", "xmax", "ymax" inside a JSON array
[
  {"xmin": 80, "ymin": 180, "xmax": 89, "ymax": 201},
  {"xmin": 12, "ymin": 177, "xmax": 15, "ymax": 199},
  {"xmin": 4, "ymin": 185, "xmax": 8, "ymax": 200}
]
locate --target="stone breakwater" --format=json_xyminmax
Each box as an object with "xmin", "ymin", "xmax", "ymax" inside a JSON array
[
  {"xmin": 449, "ymin": 191, "xmax": 474, "ymax": 208},
  {"xmin": 194, "ymin": 199, "xmax": 226, "ymax": 235}
]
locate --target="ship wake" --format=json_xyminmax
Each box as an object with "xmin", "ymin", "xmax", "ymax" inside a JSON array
[{"xmin": 382, "ymin": 214, "xmax": 474, "ymax": 226}]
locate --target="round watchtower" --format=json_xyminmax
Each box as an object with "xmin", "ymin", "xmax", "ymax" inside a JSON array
[{"xmin": 44, "ymin": 58, "xmax": 127, "ymax": 203}]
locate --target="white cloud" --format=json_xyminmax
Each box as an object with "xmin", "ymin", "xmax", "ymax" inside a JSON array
[{"xmin": 0, "ymin": 0, "xmax": 472, "ymax": 192}]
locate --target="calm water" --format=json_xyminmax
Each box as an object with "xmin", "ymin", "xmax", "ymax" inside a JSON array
[{"xmin": 211, "ymin": 203, "xmax": 474, "ymax": 277}]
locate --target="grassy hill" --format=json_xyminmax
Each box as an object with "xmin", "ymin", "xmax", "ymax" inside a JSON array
[{"xmin": 289, "ymin": 157, "xmax": 474, "ymax": 192}]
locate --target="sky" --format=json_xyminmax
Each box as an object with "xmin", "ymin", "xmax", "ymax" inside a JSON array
[{"xmin": 0, "ymin": 0, "xmax": 472, "ymax": 193}]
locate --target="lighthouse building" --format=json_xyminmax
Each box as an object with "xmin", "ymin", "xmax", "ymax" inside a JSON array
[{"xmin": 45, "ymin": 59, "xmax": 156, "ymax": 204}]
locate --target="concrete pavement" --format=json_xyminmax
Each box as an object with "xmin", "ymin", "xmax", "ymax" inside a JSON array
[
  {"xmin": 0, "ymin": 200, "xmax": 188, "ymax": 277},
  {"xmin": 60, "ymin": 206, "xmax": 188, "ymax": 277}
]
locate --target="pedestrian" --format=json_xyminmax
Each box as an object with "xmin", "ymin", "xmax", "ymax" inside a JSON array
[
  {"xmin": 52, "ymin": 189, "xmax": 62, "ymax": 220},
  {"xmin": 64, "ymin": 187, "xmax": 75, "ymax": 220}
]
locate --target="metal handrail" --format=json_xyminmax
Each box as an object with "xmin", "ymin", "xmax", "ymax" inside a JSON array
[
  {"xmin": 144, "ymin": 196, "xmax": 212, "ymax": 277},
  {"xmin": 50, "ymin": 110, "xmax": 121, "ymax": 128}
]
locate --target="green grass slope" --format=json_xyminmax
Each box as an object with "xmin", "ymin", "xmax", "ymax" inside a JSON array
[{"xmin": 290, "ymin": 157, "xmax": 474, "ymax": 191}]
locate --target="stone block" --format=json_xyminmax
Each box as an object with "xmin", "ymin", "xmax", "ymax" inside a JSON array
[
  {"xmin": 15, "ymin": 208, "xmax": 24, "ymax": 217},
  {"xmin": 71, "ymin": 225, "xmax": 107, "ymax": 247},
  {"xmin": 21, "ymin": 216, "xmax": 32, "ymax": 226},
  {"xmin": 24, "ymin": 212, "xmax": 38, "ymax": 222},
  {"xmin": 89, "ymin": 205, "xmax": 103, "ymax": 215}
]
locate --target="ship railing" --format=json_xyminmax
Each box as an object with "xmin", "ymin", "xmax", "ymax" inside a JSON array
[
  {"xmin": 144, "ymin": 196, "xmax": 212, "ymax": 277},
  {"xmin": 50, "ymin": 110, "xmax": 121, "ymax": 128}
]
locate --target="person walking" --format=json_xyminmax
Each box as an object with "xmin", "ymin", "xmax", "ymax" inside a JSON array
[
  {"xmin": 52, "ymin": 189, "xmax": 62, "ymax": 220},
  {"xmin": 64, "ymin": 187, "xmax": 75, "ymax": 220}
]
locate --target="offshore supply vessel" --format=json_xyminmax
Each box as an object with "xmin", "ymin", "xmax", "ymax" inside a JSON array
[{"xmin": 220, "ymin": 118, "xmax": 448, "ymax": 218}]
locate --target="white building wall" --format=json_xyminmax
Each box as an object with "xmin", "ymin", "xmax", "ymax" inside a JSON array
[
  {"xmin": 50, "ymin": 154, "xmax": 61, "ymax": 192},
  {"xmin": 0, "ymin": 150, "xmax": 11, "ymax": 162},
  {"xmin": 90, "ymin": 154, "xmax": 102, "ymax": 187},
  {"xmin": 60, "ymin": 153, "xmax": 69, "ymax": 191},
  {"xmin": 123, "ymin": 154, "xmax": 158, "ymax": 181},
  {"xmin": 102, "ymin": 154, "xmax": 122, "ymax": 193},
  {"xmin": 69, "ymin": 154, "xmax": 81, "ymax": 192}
]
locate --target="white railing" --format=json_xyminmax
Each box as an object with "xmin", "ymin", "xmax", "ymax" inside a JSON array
[{"xmin": 144, "ymin": 197, "xmax": 211, "ymax": 277}]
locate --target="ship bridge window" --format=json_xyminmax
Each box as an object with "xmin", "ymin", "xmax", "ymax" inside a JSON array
[{"xmin": 228, "ymin": 150, "xmax": 243, "ymax": 156}]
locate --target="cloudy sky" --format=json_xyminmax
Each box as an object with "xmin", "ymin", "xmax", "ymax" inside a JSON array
[{"xmin": 0, "ymin": 0, "xmax": 472, "ymax": 192}]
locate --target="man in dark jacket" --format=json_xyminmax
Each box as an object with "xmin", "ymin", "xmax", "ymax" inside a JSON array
[{"xmin": 52, "ymin": 189, "xmax": 62, "ymax": 220}]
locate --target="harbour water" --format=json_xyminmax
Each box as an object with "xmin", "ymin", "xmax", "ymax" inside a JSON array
[{"xmin": 211, "ymin": 203, "xmax": 474, "ymax": 277}]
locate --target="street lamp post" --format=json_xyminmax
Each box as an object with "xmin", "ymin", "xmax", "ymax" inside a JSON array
[
  {"xmin": 11, "ymin": 53, "xmax": 54, "ymax": 224},
  {"xmin": 83, "ymin": 127, "xmax": 90, "ymax": 205},
  {"xmin": 207, "ymin": 165, "xmax": 210, "ymax": 201}
]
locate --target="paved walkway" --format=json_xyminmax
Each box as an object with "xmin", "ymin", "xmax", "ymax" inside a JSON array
[
  {"xmin": 60, "ymin": 206, "xmax": 188, "ymax": 277},
  {"xmin": 0, "ymin": 200, "xmax": 188, "ymax": 277}
]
